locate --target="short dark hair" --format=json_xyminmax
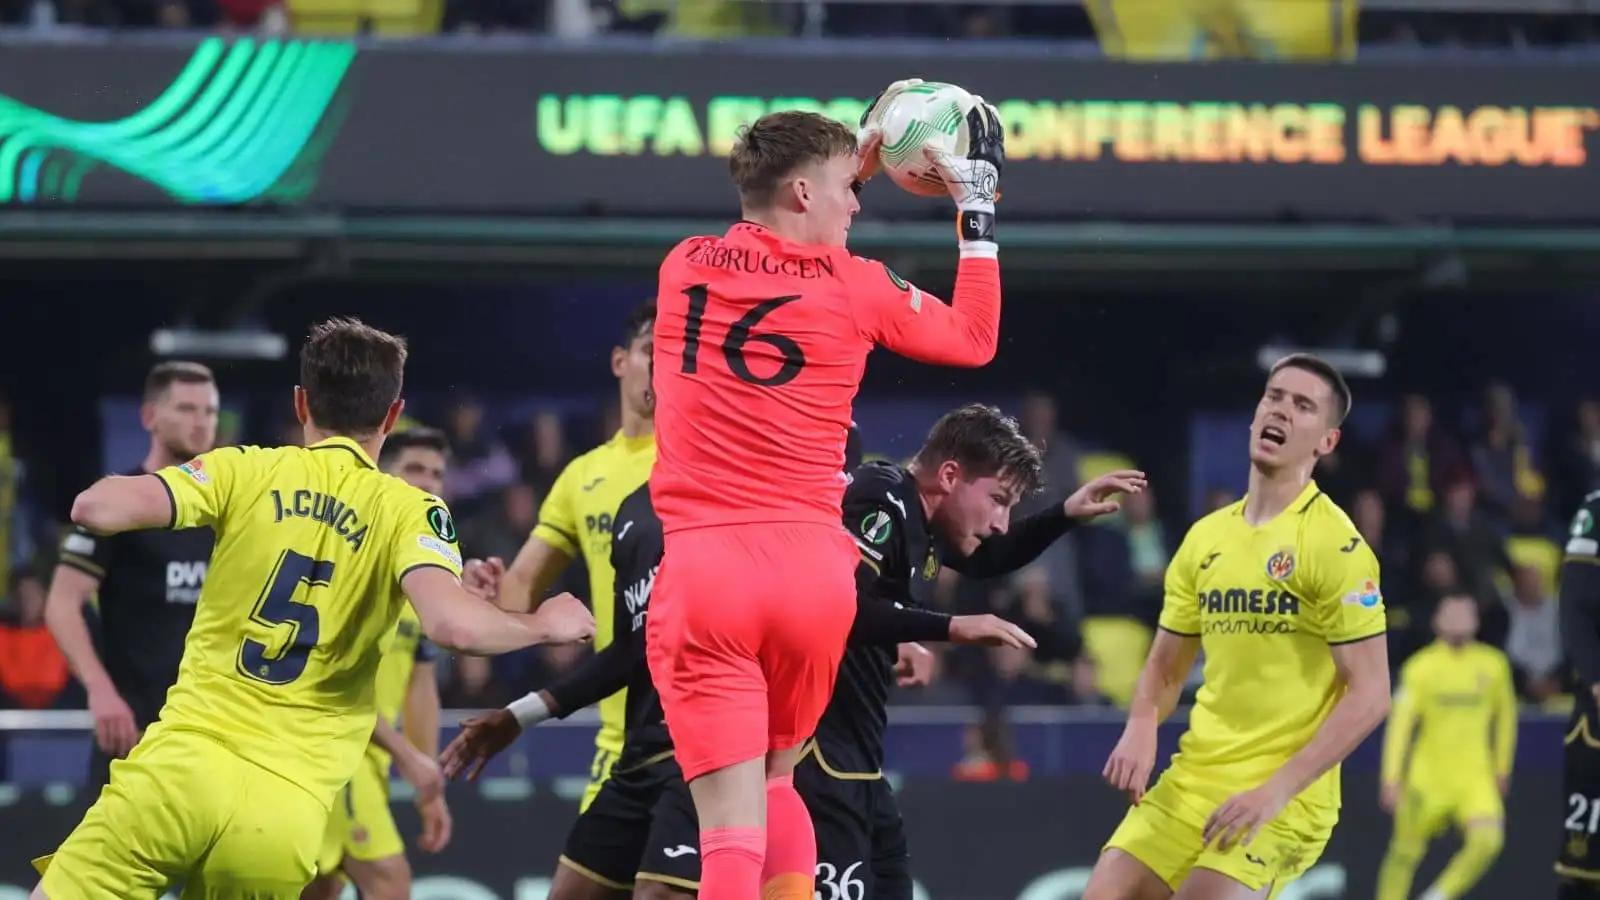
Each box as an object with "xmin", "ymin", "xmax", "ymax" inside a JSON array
[
  {"xmin": 619, "ymin": 300, "xmax": 656, "ymax": 350},
  {"xmin": 913, "ymin": 404, "xmax": 1045, "ymax": 496},
  {"xmin": 1270, "ymin": 353, "xmax": 1352, "ymax": 426},
  {"xmin": 144, "ymin": 361, "xmax": 215, "ymax": 403},
  {"xmin": 299, "ymin": 317, "xmax": 408, "ymax": 436},
  {"xmin": 379, "ymin": 426, "xmax": 451, "ymax": 467},
  {"xmin": 729, "ymin": 111, "xmax": 858, "ymax": 210}
]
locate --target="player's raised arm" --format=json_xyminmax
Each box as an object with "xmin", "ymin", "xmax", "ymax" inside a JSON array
[
  {"xmin": 852, "ymin": 98, "xmax": 1005, "ymax": 367},
  {"xmin": 74, "ymin": 447, "xmax": 245, "ymax": 534},
  {"xmin": 947, "ymin": 470, "xmax": 1146, "ymax": 578},
  {"xmin": 1490, "ymin": 653, "xmax": 1517, "ymax": 787}
]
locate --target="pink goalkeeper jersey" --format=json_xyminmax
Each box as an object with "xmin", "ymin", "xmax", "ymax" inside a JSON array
[{"xmin": 650, "ymin": 221, "xmax": 1002, "ymax": 534}]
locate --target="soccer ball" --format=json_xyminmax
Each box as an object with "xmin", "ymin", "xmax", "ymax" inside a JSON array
[{"xmin": 865, "ymin": 80, "xmax": 988, "ymax": 198}]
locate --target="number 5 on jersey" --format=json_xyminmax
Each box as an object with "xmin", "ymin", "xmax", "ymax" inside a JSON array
[
  {"xmin": 238, "ymin": 550, "xmax": 334, "ymax": 685},
  {"xmin": 680, "ymin": 284, "xmax": 806, "ymax": 387}
]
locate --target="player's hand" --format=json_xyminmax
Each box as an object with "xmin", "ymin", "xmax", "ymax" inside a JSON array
[
  {"xmin": 1203, "ymin": 782, "xmax": 1291, "ymax": 852},
  {"xmin": 855, "ymin": 78, "xmax": 925, "ymax": 185},
  {"xmin": 1064, "ymin": 470, "xmax": 1147, "ymax": 520},
  {"xmin": 1103, "ymin": 719, "xmax": 1158, "ymax": 803},
  {"xmin": 395, "ymin": 745, "xmax": 446, "ymax": 805},
  {"xmin": 440, "ymin": 708, "xmax": 524, "ymax": 782},
  {"xmin": 416, "ymin": 794, "xmax": 453, "ymax": 854},
  {"xmin": 463, "ymin": 556, "xmax": 505, "ymax": 600},
  {"xmin": 894, "ymin": 642, "xmax": 936, "ymax": 687},
  {"xmin": 87, "ymin": 685, "xmax": 139, "ymax": 758},
  {"xmin": 529, "ymin": 591, "xmax": 596, "ymax": 645},
  {"xmin": 927, "ymin": 97, "xmax": 1004, "ymax": 215},
  {"xmin": 948, "ymin": 614, "xmax": 1036, "ymax": 649},
  {"xmin": 1379, "ymin": 781, "xmax": 1401, "ymax": 814}
]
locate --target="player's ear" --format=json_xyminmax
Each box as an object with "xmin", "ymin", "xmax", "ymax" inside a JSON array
[
  {"xmin": 788, "ymin": 174, "xmax": 813, "ymax": 213},
  {"xmin": 380, "ymin": 399, "xmax": 404, "ymax": 437},
  {"xmin": 139, "ymin": 400, "xmax": 157, "ymax": 432},
  {"xmin": 936, "ymin": 459, "xmax": 963, "ymax": 492},
  {"xmin": 292, "ymin": 386, "xmax": 310, "ymax": 426},
  {"xmin": 1317, "ymin": 426, "xmax": 1341, "ymax": 458},
  {"xmin": 610, "ymin": 345, "xmax": 628, "ymax": 378}
]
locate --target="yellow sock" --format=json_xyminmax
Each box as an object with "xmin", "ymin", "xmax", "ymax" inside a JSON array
[
  {"xmin": 1377, "ymin": 838, "xmax": 1424, "ymax": 900},
  {"xmin": 1425, "ymin": 825, "xmax": 1503, "ymax": 899}
]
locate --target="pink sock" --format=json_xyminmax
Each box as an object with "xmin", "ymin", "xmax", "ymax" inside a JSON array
[
  {"xmin": 700, "ymin": 826, "xmax": 766, "ymax": 900},
  {"xmin": 761, "ymin": 774, "xmax": 817, "ymax": 900}
]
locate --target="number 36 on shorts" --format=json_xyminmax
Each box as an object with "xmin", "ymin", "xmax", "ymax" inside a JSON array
[{"xmin": 815, "ymin": 861, "xmax": 865, "ymax": 900}]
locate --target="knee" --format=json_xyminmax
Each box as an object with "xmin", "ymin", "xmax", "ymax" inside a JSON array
[
  {"xmin": 354, "ymin": 860, "xmax": 413, "ymax": 900},
  {"xmin": 634, "ymin": 880, "xmax": 696, "ymax": 900}
]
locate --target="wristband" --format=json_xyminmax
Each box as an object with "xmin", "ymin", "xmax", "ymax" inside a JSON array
[
  {"xmin": 956, "ymin": 209, "xmax": 998, "ymax": 260},
  {"xmin": 507, "ymin": 692, "xmax": 552, "ymax": 728}
]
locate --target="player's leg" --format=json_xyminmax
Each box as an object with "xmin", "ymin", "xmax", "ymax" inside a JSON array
[
  {"xmin": 1561, "ymin": 880, "xmax": 1600, "ymax": 900},
  {"xmin": 647, "ymin": 528, "xmax": 780, "ymax": 900},
  {"xmin": 327, "ymin": 761, "xmax": 411, "ymax": 900},
  {"xmin": 759, "ymin": 525, "xmax": 858, "ymax": 900},
  {"xmin": 867, "ymin": 779, "xmax": 913, "ymax": 900},
  {"xmin": 553, "ymin": 767, "xmax": 657, "ymax": 900},
  {"xmin": 299, "ymin": 784, "xmax": 356, "ymax": 900},
  {"xmin": 1179, "ymin": 807, "xmax": 1331, "ymax": 900},
  {"xmin": 1414, "ymin": 784, "xmax": 1504, "ymax": 900},
  {"xmin": 1376, "ymin": 786, "xmax": 1447, "ymax": 900},
  {"xmin": 39, "ymin": 733, "xmax": 218, "ymax": 898},
  {"xmin": 1083, "ymin": 775, "xmax": 1195, "ymax": 900},
  {"xmin": 635, "ymin": 769, "xmax": 703, "ymax": 900},
  {"xmin": 187, "ymin": 760, "xmax": 326, "ymax": 898},
  {"xmin": 794, "ymin": 753, "xmax": 875, "ymax": 900}
]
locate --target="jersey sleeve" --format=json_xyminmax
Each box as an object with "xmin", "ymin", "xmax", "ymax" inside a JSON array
[
  {"xmin": 1490, "ymin": 652, "xmax": 1517, "ymax": 778},
  {"xmin": 56, "ymin": 525, "xmax": 113, "ymax": 581},
  {"xmin": 389, "ymin": 492, "xmax": 465, "ymax": 585},
  {"xmin": 1563, "ymin": 497, "xmax": 1600, "ymax": 688},
  {"xmin": 153, "ymin": 446, "xmax": 252, "ymax": 530},
  {"xmin": 1305, "ymin": 520, "xmax": 1387, "ymax": 645},
  {"xmin": 1156, "ymin": 524, "xmax": 1204, "ymax": 636},
  {"xmin": 846, "ymin": 256, "xmax": 1000, "ymax": 367},
  {"xmin": 414, "ymin": 638, "xmax": 438, "ymax": 664},
  {"xmin": 841, "ymin": 479, "xmax": 910, "ymax": 594},
  {"xmin": 531, "ymin": 459, "xmax": 582, "ymax": 557}
]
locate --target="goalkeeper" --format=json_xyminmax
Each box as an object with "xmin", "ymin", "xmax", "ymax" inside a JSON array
[{"xmin": 643, "ymin": 81, "xmax": 1006, "ymax": 900}]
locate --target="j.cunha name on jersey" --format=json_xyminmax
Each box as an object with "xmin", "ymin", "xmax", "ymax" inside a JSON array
[{"xmin": 267, "ymin": 486, "xmax": 460, "ymax": 566}]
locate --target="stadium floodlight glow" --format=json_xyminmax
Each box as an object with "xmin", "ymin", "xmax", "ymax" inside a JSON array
[
  {"xmin": 150, "ymin": 328, "xmax": 288, "ymax": 361},
  {"xmin": 1255, "ymin": 346, "xmax": 1386, "ymax": 379}
]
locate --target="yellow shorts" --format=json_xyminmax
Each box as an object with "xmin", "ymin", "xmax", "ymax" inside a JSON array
[
  {"xmin": 1105, "ymin": 771, "xmax": 1332, "ymax": 897},
  {"xmin": 39, "ymin": 729, "xmax": 326, "ymax": 899},
  {"xmin": 1396, "ymin": 778, "xmax": 1504, "ymax": 841},
  {"xmin": 317, "ymin": 754, "xmax": 405, "ymax": 876},
  {"xmin": 579, "ymin": 745, "xmax": 620, "ymax": 814}
]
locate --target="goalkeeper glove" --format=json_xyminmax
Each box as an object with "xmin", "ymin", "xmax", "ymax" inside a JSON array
[{"xmin": 926, "ymin": 97, "xmax": 1004, "ymax": 257}]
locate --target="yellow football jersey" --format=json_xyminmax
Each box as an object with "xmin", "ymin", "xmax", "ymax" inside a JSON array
[
  {"xmin": 1382, "ymin": 640, "xmax": 1516, "ymax": 789},
  {"xmin": 532, "ymin": 430, "xmax": 655, "ymax": 758},
  {"xmin": 367, "ymin": 604, "xmax": 435, "ymax": 770},
  {"xmin": 149, "ymin": 436, "xmax": 464, "ymax": 809},
  {"xmin": 1160, "ymin": 480, "xmax": 1385, "ymax": 824}
]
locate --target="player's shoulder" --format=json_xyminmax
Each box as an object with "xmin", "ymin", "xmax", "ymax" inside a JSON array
[
  {"xmin": 1566, "ymin": 493, "xmax": 1600, "ymax": 559},
  {"xmin": 1183, "ymin": 499, "xmax": 1244, "ymax": 541},
  {"xmin": 1296, "ymin": 490, "xmax": 1370, "ymax": 555},
  {"xmin": 663, "ymin": 233, "xmax": 720, "ymax": 268},
  {"xmin": 844, "ymin": 461, "xmax": 914, "ymax": 513},
  {"xmin": 1470, "ymin": 641, "xmax": 1512, "ymax": 669},
  {"xmin": 615, "ymin": 481, "xmax": 657, "ymax": 524}
]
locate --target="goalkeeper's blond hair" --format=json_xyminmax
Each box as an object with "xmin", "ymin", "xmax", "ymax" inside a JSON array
[{"xmin": 729, "ymin": 112, "xmax": 858, "ymax": 211}]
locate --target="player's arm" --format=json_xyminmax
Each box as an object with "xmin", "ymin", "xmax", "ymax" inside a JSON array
[
  {"xmin": 496, "ymin": 463, "xmax": 581, "ymax": 613},
  {"xmin": 942, "ymin": 501, "xmax": 1076, "ymax": 579},
  {"xmin": 44, "ymin": 529, "xmax": 117, "ymax": 696},
  {"xmin": 397, "ymin": 496, "xmax": 593, "ymax": 654},
  {"xmin": 842, "ymin": 487, "xmax": 946, "ymax": 645},
  {"xmin": 1128, "ymin": 533, "xmax": 1206, "ymax": 726},
  {"xmin": 1491, "ymin": 654, "xmax": 1517, "ymax": 785},
  {"xmin": 1266, "ymin": 534, "xmax": 1391, "ymax": 800},
  {"xmin": 75, "ymin": 447, "xmax": 246, "ymax": 534},
  {"xmin": 1379, "ymin": 660, "xmax": 1421, "ymax": 791},
  {"xmin": 1561, "ymin": 502, "xmax": 1600, "ymax": 692},
  {"xmin": 510, "ymin": 508, "xmax": 652, "ymax": 728},
  {"xmin": 848, "ymin": 257, "xmax": 999, "ymax": 368},
  {"xmin": 403, "ymin": 644, "xmax": 442, "ymax": 759}
]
